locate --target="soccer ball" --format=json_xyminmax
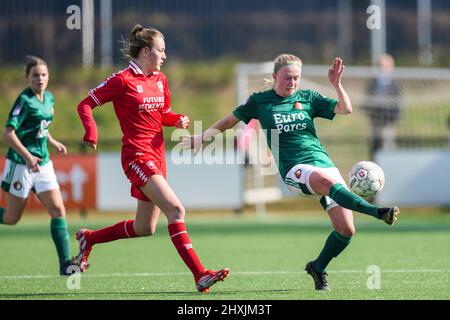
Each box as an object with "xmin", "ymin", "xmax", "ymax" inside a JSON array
[{"xmin": 348, "ymin": 161, "xmax": 385, "ymax": 198}]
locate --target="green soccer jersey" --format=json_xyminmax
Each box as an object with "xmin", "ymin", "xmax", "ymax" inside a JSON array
[
  {"xmin": 232, "ymin": 89, "xmax": 338, "ymax": 177},
  {"xmin": 5, "ymin": 87, "xmax": 54, "ymax": 165}
]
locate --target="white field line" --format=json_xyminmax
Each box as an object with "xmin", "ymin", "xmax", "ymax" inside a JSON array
[{"xmin": 0, "ymin": 269, "xmax": 449, "ymax": 280}]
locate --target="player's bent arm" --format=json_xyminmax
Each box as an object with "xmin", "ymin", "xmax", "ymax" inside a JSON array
[
  {"xmin": 2, "ymin": 126, "xmax": 37, "ymax": 164},
  {"xmin": 333, "ymin": 83, "xmax": 352, "ymax": 115},
  {"xmin": 77, "ymin": 96, "xmax": 99, "ymax": 145},
  {"xmin": 47, "ymin": 132, "xmax": 56, "ymax": 145},
  {"xmin": 202, "ymin": 113, "xmax": 240, "ymax": 141},
  {"xmin": 182, "ymin": 113, "xmax": 239, "ymax": 149},
  {"xmin": 47, "ymin": 133, "xmax": 67, "ymax": 155}
]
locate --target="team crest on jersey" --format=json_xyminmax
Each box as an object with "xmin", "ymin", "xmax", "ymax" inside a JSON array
[
  {"xmin": 136, "ymin": 85, "xmax": 144, "ymax": 93},
  {"xmin": 156, "ymin": 81, "xmax": 164, "ymax": 93},
  {"xmin": 146, "ymin": 161, "xmax": 156, "ymax": 169},
  {"xmin": 294, "ymin": 101, "xmax": 303, "ymax": 110}
]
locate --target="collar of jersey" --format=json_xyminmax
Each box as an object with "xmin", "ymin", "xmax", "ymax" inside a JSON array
[
  {"xmin": 129, "ymin": 60, "xmax": 160, "ymax": 77},
  {"xmin": 271, "ymin": 89, "xmax": 299, "ymax": 102},
  {"xmin": 26, "ymin": 87, "xmax": 47, "ymax": 105}
]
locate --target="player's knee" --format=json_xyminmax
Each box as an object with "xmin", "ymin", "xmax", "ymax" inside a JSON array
[
  {"xmin": 165, "ymin": 204, "xmax": 185, "ymax": 223},
  {"xmin": 172, "ymin": 204, "xmax": 186, "ymax": 220},
  {"xmin": 48, "ymin": 205, "xmax": 66, "ymax": 219},
  {"xmin": 311, "ymin": 172, "xmax": 335, "ymax": 194},
  {"xmin": 321, "ymin": 177, "xmax": 335, "ymax": 192},
  {"xmin": 337, "ymin": 225, "xmax": 356, "ymax": 238}
]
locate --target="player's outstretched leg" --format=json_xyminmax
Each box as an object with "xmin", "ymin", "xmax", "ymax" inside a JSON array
[
  {"xmin": 75, "ymin": 220, "xmax": 139, "ymax": 271},
  {"xmin": 377, "ymin": 207, "xmax": 399, "ymax": 226},
  {"xmin": 329, "ymin": 184, "xmax": 399, "ymax": 225},
  {"xmin": 195, "ymin": 268, "xmax": 231, "ymax": 293},
  {"xmin": 142, "ymin": 176, "xmax": 230, "ymax": 293}
]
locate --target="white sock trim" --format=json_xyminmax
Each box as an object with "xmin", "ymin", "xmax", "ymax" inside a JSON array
[
  {"xmin": 124, "ymin": 220, "xmax": 132, "ymax": 238},
  {"xmin": 170, "ymin": 231, "xmax": 187, "ymax": 238}
]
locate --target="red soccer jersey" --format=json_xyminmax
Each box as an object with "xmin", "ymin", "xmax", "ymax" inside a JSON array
[{"xmin": 89, "ymin": 61, "xmax": 172, "ymax": 165}]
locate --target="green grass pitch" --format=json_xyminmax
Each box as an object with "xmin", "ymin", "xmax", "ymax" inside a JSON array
[{"xmin": 0, "ymin": 210, "xmax": 449, "ymax": 300}]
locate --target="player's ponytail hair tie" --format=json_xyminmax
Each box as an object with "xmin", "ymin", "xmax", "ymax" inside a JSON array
[
  {"xmin": 121, "ymin": 24, "xmax": 164, "ymax": 59},
  {"xmin": 132, "ymin": 24, "xmax": 144, "ymax": 35},
  {"xmin": 129, "ymin": 24, "xmax": 147, "ymax": 44}
]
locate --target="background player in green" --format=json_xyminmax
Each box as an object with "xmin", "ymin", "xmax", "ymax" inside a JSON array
[
  {"xmin": 0, "ymin": 56, "xmax": 76, "ymax": 275},
  {"xmin": 183, "ymin": 54, "xmax": 399, "ymax": 290}
]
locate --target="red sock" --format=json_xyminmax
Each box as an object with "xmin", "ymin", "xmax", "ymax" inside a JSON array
[
  {"xmin": 168, "ymin": 222, "xmax": 204, "ymax": 277},
  {"xmin": 89, "ymin": 220, "xmax": 138, "ymax": 245}
]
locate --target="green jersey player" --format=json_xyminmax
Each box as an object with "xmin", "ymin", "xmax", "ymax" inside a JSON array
[
  {"xmin": 0, "ymin": 56, "xmax": 76, "ymax": 275},
  {"xmin": 183, "ymin": 54, "xmax": 399, "ymax": 291}
]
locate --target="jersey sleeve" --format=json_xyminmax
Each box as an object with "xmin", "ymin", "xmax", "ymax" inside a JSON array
[
  {"xmin": 77, "ymin": 96, "xmax": 99, "ymax": 144},
  {"xmin": 232, "ymin": 94, "xmax": 258, "ymax": 124},
  {"xmin": 310, "ymin": 90, "xmax": 338, "ymax": 120},
  {"xmin": 5, "ymin": 95, "xmax": 28, "ymax": 129},
  {"xmin": 89, "ymin": 73, "xmax": 124, "ymax": 106},
  {"xmin": 162, "ymin": 75, "xmax": 172, "ymax": 114},
  {"xmin": 162, "ymin": 110, "xmax": 183, "ymax": 127}
]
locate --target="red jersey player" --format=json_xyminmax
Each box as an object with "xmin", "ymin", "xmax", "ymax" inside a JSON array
[{"xmin": 76, "ymin": 24, "xmax": 229, "ymax": 293}]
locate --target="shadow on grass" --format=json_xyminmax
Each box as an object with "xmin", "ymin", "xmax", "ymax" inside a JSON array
[{"xmin": 0, "ymin": 288, "xmax": 297, "ymax": 299}]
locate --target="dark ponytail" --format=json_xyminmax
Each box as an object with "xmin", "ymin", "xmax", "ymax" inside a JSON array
[{"xmin": 121, "ymin": 24, "xmax": 164, "ymax": 59}]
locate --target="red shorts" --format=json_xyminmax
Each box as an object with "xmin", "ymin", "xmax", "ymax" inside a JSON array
[{"xmin": 123, "ymin": 158, "xmax": 167, "ymax": 202}]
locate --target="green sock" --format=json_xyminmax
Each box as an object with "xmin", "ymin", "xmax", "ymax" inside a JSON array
[
  {"xmin": 0, "ymin": 207, "xmax": 4, "ymax": 224},
  {"xmin": 50, "ymin": 218, "xmax": 71, "ymax": 266},
  {"xmin": 329, "ymin": 183, "xmax": 380, "ymax": 218},
  {"xmin": 314, "ymin": 230, "xmax": 352, "ymax": 273}
]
